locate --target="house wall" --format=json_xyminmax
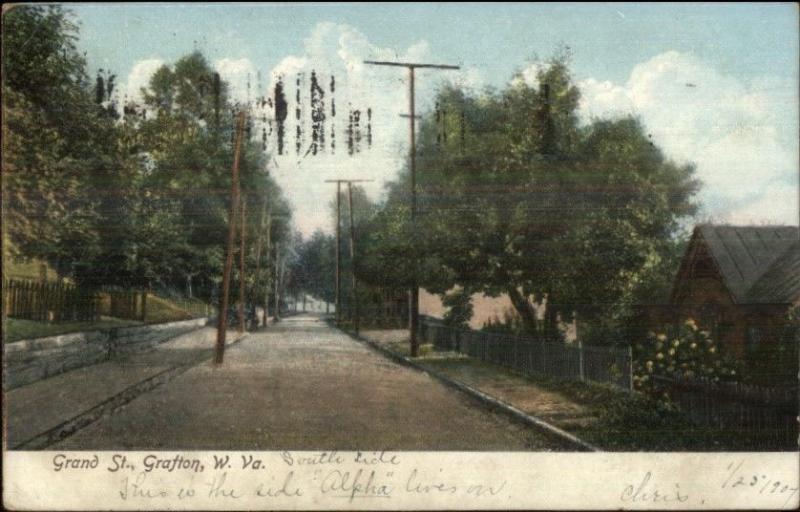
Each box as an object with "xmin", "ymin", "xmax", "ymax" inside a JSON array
[
  {"xmin": 659, "ymin": 274, "xmax": 791, "ymax": 358},
  {"xmin": 419, "ymin": 288, "xmax": 578, "ymax": 342},
  {"xmin": 419, "ymin": 289, "xmax": 517, "ymax": 331}
]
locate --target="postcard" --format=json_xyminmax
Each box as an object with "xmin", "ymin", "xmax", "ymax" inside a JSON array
[{"xmin": 2, "ymin": 3, "xmax": 798, "ymax": 510}]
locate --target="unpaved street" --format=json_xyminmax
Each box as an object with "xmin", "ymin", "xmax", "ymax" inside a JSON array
[{"xmin": 51, "ymin": 315, "xmax": 566, "ymax": 450}]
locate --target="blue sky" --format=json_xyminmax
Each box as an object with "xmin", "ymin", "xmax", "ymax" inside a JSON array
[{"xmin": 70, "ymin": 3, "xmax": 799, "ymax": 234}]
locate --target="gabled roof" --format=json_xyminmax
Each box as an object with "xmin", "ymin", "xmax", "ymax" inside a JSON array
[
  {"xmin": 746, "ymin": 240, "xmax": 800, "ymax": 304},
  {"xmin": 695, "ymin": 224, "xmax": 799, "ymax": 304}
]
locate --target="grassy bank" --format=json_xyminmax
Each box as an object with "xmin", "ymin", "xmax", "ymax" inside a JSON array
[{"xmin": 3, "ymin": 293, "xmax": 212, "ymax": 342}]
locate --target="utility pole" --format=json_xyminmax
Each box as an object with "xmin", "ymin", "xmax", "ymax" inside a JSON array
[
  {"xmin": 364, "ymin": 60, "xmax": 459, "ymax": 357},
  {"xmin": 253, "ymin": 200, "xmax": 267, "ymax": 328},
  {"xmin": 273, "ymin": 243, "xmax": 282, "ymax": 323},
  {"xmin": 347, "ymin": 182, "xmax": 360, "ymax": 335},
  {"xmin": 325, "ymin": 179, "xmax": 373, "ymax": 332},
  {"xmin": 335, "ymin": 182, "xmax": 341, "ymax": 325},
  {"xmin": 238, "ymin": 197, "xmax": 247, "ymax": 333},
  {"xmin": 216, "ymin": 110, "xmax": 246, "ymax": 364},
  {"xmin": 262, "ymin": 208, "xmax": 272, "ymax": 327}
]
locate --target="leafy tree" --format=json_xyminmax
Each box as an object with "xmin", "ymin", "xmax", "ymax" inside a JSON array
[
  {"xmin": 363, "ymin": 55, "xmax": 699, "ymax": 341},
  {"xmin": 3, "ymin": 5, "xmax": 131, "ymax": 281},
  {"xmin": 292, "ymin": 230, "xmax": 336, "ymax": 305}
]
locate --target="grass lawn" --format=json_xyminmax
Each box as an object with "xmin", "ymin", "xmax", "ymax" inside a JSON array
[
  {"xmin": 4, "ymin": 255, "xmax": 62, "ymax": 282},
  {"xmin": 143, "ymin": 294, "xmax": 209, "ymax": 324},
  {"xmin": 4, "ymin": 294, "xmax": 212, "ymax": 343}
]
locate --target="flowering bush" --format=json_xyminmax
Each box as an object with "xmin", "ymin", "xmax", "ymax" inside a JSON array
[{"xmin": 632, "ymin": 318, "xmax": 740, "ymax": 395}]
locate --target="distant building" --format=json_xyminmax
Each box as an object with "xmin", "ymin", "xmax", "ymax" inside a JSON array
[
  {"xmin": 641, "ymin": 224, "xmax": 799, "ymax": 358},
  {"xmin": 419, "ymin": 289, "xmax": 578, "ymax": 342}
]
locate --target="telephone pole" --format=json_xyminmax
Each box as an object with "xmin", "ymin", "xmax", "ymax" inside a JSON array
[
  {"xmin": 325, "ymin": 179, "xmax": 373, "ymax": 332},
  {"xmin": 364, "ymin": 60, "xmax": 459, "ymax": 357},
  {"xmin": 253, "ymin": 201, "xmax": 267, "ymax": 327},
  {"xmin": 216, "ymin": 110, "xmax": 247, "ymax": 364},
  {"xmin": 237, "ymin": 197, "xmax": 247, "ymax": 333}
]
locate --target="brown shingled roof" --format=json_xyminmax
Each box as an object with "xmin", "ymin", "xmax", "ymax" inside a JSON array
[{"xmin": 696, "ymin": 224, "xmax": 799, "ymax": 304}]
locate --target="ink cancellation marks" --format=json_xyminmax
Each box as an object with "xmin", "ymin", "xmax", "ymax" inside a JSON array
[
  {"xmin": 347, "ymin": 106, "xmax": 361, "ymax": 156},
  {"xmin": 213, "ymin": 72, "xmax": 221, "ymax": 128},
  {"xmin": 309, "ymin": 71, "xmax": 326, "ymax": 156},
  {"xmin": 267, "ymin": 70, "xmax": 370, "ymax": 157},
  {"xmin": 367, "ymin": 108, "xmax": 372, "ymax": 148},
  {"xmin": 330, "ymin": 74, "xmax": 336, "ymax": 154},
  {"xmin": 274, "ymin": 76, "xmax": 288, "ymax": 155},
  {"xmin": 295, "ymin": 73, "xmax": 304, "ymax": 156}
]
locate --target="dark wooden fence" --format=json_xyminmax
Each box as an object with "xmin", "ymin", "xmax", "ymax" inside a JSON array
[
  {"xmin": 99, "ymin": 287, "xmax": 147, "ymax": 321},
  {"xmin": 654, "ymin": 374, "xmax": 798, "ymax": 450},
  {"xmin": 3, "ymin": 279, "xmax": 100, "ymax": 322},
  {"xmin": 419, "ymin": 315, "xmax": 633, "ymax": 390},
  {"xmin": 3, "ymin": 279, "xmax": 146, "ymax": 323}
]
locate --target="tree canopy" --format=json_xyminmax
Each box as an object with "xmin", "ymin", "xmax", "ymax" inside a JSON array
[
  {"xmin": 357, "ymin": 56, "xmax": 699, "ymax": 340},
  {"xmin": 3, "ymin": 6, "xmax": 294, "ymax": 315}
]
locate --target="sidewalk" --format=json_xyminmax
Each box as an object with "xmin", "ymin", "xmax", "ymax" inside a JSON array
[
  {"xmin": 361, "ymin": 329, "xmax": 599, "ymax": 432},
  {"xmin": 5, "ymin": 327, "xmax": 246, "ymax": 449}
]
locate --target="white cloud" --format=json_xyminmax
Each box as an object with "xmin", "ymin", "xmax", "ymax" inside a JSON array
[
  {"xmin": 513, "ymin": 62, "xmax": 545, "ymax": 88},
  {"xmin": 214, "ymin": 57, "xmax": 256, "ymax": 105},
  {"xmin": 578, "ymin": 50, "xmax": 799, "ymax": 226},
  {"xmin": 249, "ymin": 22, "xmax": 473, "ymax": 237},
  {"xmin": 717, "ymin": 180, "xmax": 799, "ymax": 226},
  {"xmin": 123, "ymin": 58, "xmax": 164, "ymax": 103}
]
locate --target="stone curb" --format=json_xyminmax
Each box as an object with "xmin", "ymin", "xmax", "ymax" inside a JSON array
[
  {"xmin": 10, "ymin": 332, "xmax": 250, "ymax": 450},
  {"xmin": 339, "ymin": 327, "xmax": 601, "ymax": 452}
]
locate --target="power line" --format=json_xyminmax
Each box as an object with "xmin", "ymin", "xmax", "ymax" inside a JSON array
[{"xmin": 364, "ymin": 59, "xmax": 460, "ymax": 357}]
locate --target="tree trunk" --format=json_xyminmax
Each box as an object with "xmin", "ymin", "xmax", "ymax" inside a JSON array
[{"xmin": 507, "ymin": 287, "xmax": 538, "ymax": 335}]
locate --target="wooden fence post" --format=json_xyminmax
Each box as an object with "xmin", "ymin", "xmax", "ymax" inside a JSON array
[
  {"xmin": 628, "ymin": 344, "xmax": 634, "ymax": 391},
  {"xmin": 140, "ymin": 291, "xmax": 147, "ymax": 321}
]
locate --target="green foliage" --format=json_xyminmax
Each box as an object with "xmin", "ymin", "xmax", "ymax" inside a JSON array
[
  {"xmin": 291, "ymin": 230, "xmax": 335, "ymax": 304},
  {"xmin": 441, "ymin": 288, "xmax": 473, "ymax": 328},
  {"xmin": 3, "ymin": 5, "xmax": 127, "ymax": 278},
  {"xmin": 2, "ymin": 6, "xmax": 294, "ymax": 313},
  {"xmin": 633, "ymin": 319, "xmax": 741, "ymax": 396},
  {"xmin": 362, "ymin": 54, "xmax": 699, "ymax": 339}
]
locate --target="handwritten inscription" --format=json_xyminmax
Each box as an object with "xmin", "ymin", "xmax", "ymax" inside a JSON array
[
  {"xmin": 619, "ymin": 461, "xmax": 800, "ymax": 508},
  {"xmin": 620, "ymin": 471, "xmax": 689, "ymax": 504},
  {"xmin": 54, "ymin": 452, "xmax": 511, "ymax": 503},
  {"xmin": 47, "ymin": 452, "xmax": 799, "ymax": 508},
  {"xmin": 721, "ymin": 460, "xmax": 799, "ymax": 507}
]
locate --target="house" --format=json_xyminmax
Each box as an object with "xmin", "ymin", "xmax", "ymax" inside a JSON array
[{"xmin": 642, "ymin": 224, "xmax": 800, "ymax": 358}]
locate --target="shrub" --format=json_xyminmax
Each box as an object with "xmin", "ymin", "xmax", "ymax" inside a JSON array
[{"xmin": 632, "ymin": 318, "xmax": 741, "ymax": 396}]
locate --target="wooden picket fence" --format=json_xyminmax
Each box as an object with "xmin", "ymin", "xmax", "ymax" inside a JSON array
[
  {"xmin": 654, "ymin": 374, "xmax": 798, "ymax": 450},
  {"xmin": 419, "ymin": 315, "xmax": 633, "ymax": 390},
  {"xmin": 3, "ymin": 279, "xmax": 146, "ymax": 323}
]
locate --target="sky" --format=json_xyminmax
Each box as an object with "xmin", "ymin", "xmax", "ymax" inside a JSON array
[{"xmin": 70, "ymin": 3, "xmax": 800, "ymax": 236}]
